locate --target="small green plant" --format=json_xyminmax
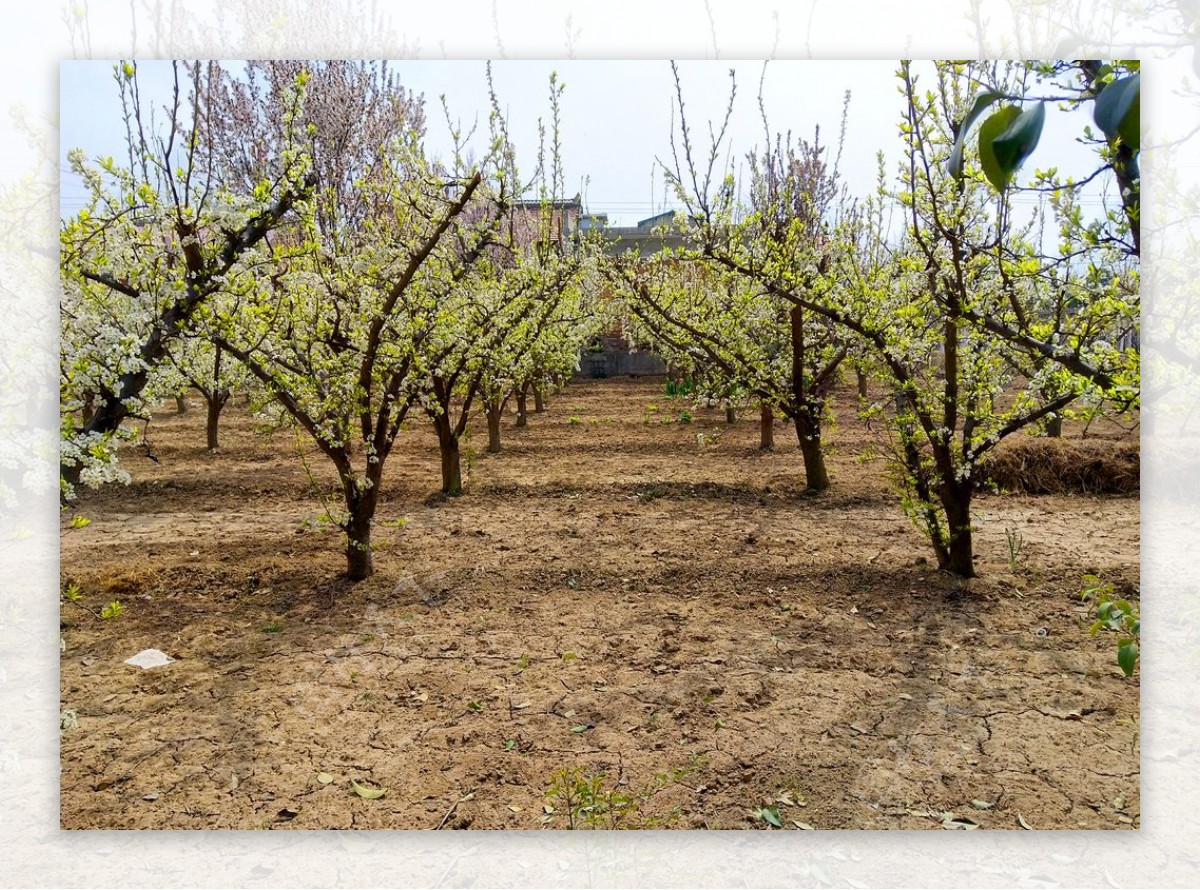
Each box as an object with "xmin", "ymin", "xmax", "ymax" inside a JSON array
[
  {"xmin": 100, "ymin": 600, "xmax": 123, "ymax": 620},
  {"xmin": 303, "ymin": 511, "xmax": 338, "ymax": 531},
  {"xmin": 462, "ymin": 436, "xmax": 477, "ymax": 489},
  {"xmin": 62, "ymin": 582, "xmax": 83, "ymax": 602},
  {"xmin": 467, "ymin": 700, "xmax": 484, "ymax": 712},
  {"xmin": 568, "ymin": 415, "xmax": 582, "ymax": 425},
  {"xmin": 666, "ymin": 379, "xmax": 694, "ymax": 398},
  {"xmin": 1004, "ymin": 526, "xmax": 1024, "ymax": 572},
  {"xmin": 678, "ymin": 409, "xmax": 693, "ymax": 424},
  {"xmin": 68, "ymin": 515, "xmax": 91, "ymax": 529},
  {"xmin": 542, "ymin": 755, "xmax": 703, "ymax": 829},
  {"xmin": 380, "ymin": 517, "xmax": 410, "ymax": 529},
  {"xmin": 514, "ymin": 653, "xmax": 530, "ymax": 674},
  {"xmin": 643, "ymin": 404, "xmax": 660, "ymax": 424},
  {"xmin": 1082, "ymin": 575, "xmax": 1140, "ymax": 677},
  {"xmin": 261, "ymin": 621, "xmax": 282, "ymax": 633}
]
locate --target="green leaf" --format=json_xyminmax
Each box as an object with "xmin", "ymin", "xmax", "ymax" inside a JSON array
[
  {"xmin": 1094, "ymin": 74, "xmax": 1140, "ymax": 152},
  {"xmin": 350, "ymin": 778, "xmax": 386, "ymax": 800},
  {"xmin": 756, "ymin": 806, "xmax": 783, "ymax": 827},
  {"xmin": 991, "ymin": 102, "xmax": 1045, "ymax": 183},
  {"xmin": 978, "ymin": 106, "xmax": 1023, "ymax": 190},
  {"xmin": 1117, "ymin": 639, "xmax": 1139, "ymax": 677},
  {"xmin": 947, "ymin": 90, "xmax": 1003, "ymax": 179},
  {"xmin": 978, "ymin": 102, "xmax": 1045, "ymax": 191}
]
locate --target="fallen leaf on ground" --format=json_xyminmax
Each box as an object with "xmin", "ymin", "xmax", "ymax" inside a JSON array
[
  {"xmin": 351, "ymin": 778, "xmax": 386, "ymax": 800},
  {"xmin": 941, "ymin": 812, "xmax": 980, "ymax": 830},
  {"xmin": 754, "ymin": 806, "xmax": 782, "ymax": 827}
]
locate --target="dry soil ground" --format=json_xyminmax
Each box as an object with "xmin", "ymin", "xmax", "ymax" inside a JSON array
[{"xmin": 60, "ymin": 377, "xmax": 1139, "ymax": 830}]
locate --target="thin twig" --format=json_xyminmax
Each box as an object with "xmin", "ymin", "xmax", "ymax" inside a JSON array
[{"xmin": 433, "ymin": 789, "xmax": 475, "ymax": 830}]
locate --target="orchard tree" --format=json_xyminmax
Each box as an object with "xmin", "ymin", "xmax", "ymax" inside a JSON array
[
  {"xmin": 663, "ymin": 60, "xmax": 1137, "ymax": 576},
  {"xmin": 614, "ymin": 251, "xmax": 846, "ymax": 464},
  {"xmin": 214, "ymin": 161, "xmax": 508, "ymax": 579},
  {"xmin": 424, "ymin": 74, "xmax": 595, "ymax": 481},
  {"xmin": 657, "ymin": 66, "xmax": 855, "ymax": 489},
  {"xmin": 158, "ymin": 329, "xmax": 251, "ymax": 451},
  {"xmin": 421, "ymin": 253, "xmax": 581, "ymax": 492},
  {"xmin": 60, "ymin": 60, "xmax": 313, "ymax": 497},
  {"xmin": 841, "ymin": 62, "xmax": 1136, "ymax": 576},
  {"xmin": 208, "ymin": 64, "xmax": 534, "ymax": 580},
  {"xmin": 477, "ymin": 258, "xmax": 594, "ymax": 455}
]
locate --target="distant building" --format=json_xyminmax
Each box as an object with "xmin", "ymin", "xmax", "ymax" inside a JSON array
[
  {"xmin": 506, "ymin": 195, "xmax": 584, "ymax": 256},
  {"xmin": 579, "ymin": 212, "xmax": 609, "ymax": 232},
  {"xmin": 591, "ymin": 209, "xmax": 695, "ymax": 258},
  {"xmin": 572, "ymin": 212, "xmax": 692, "ymax": 379}
]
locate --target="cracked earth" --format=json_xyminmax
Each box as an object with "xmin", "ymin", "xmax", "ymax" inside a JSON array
[{"xmin": 60, "ymin": 377, "xmax": 1139, "ymax": 829}]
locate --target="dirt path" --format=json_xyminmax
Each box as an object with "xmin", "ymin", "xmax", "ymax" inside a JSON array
[{"xmin": 60, "ymin": 378, "xmax": 1139, "ymax": 829}]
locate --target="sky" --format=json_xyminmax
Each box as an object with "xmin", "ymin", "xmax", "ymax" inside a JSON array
[{"xmin": 60, "ymin": 59, "xmax": 1113, "ymax": 227}]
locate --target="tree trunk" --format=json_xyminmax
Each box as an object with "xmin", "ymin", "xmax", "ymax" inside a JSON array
[
  {"xmin": 175, "ymin": 394, "xmax": 188, "ymax": 414},
  {"xmin": 793, "ymin": 408, "xmax": 830, "ymax": 492},
  {"xmin": 515, "ymin": 383, "xmax": 529, "ymax": 428},
  {"xmin": 725, "ymin": 405, "xmax": 737, "ymax": 424},
  {"xmin": 1044, "ymin": 413, "xmax": 1063, "ymax": 438},
  {"xmin": 533, "ymin": 384, "xmax": 546, "ymax": 413},
  {"xmin": 433, "ymin": 414, "xmax": 463, "ymax": 495},
  {"xmin": 81, "ymin": 393, "xmax": 96, "ymax": 426},
  {"xmin": 759, "ymin": 404, "xmax": 774, "ymax": 450},
  {"xmin": 486, "ymin": 402, "xmax": 502, "ymax": 453},
  {"xmin": 345, "ymin": 513, "xmax": 374, "ymax": 580},
  {"xmin": 938, "ymin": 482, "xmax": 976, "ymax": 578},
  {"xmin": 856, "ymin": 368, "xmax": 868, "ymax": 400},
  {"xmin": 343, "ymin": 487, "xmax": 378, "ymax": 581},
  {"xmin": 789, "ymin": 304, "xmax": 829, "ymax": 492},
  {"xmin": 205, "ymin": 390, "xmax": 228, "ymax": 451}
]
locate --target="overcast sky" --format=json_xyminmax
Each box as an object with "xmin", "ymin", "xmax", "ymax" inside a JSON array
[{"xmin": 60, "ymin": 59, "xmax": 1111, "ymax": 227}]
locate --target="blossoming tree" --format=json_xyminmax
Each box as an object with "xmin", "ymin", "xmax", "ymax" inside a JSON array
[
  {"xmin": 59, "ymin": 61, "xmax": 312, "ymax": 496},
  {"xmin": 664, "ymin": 60, "xmax": 1138, "ymax": 576}
]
